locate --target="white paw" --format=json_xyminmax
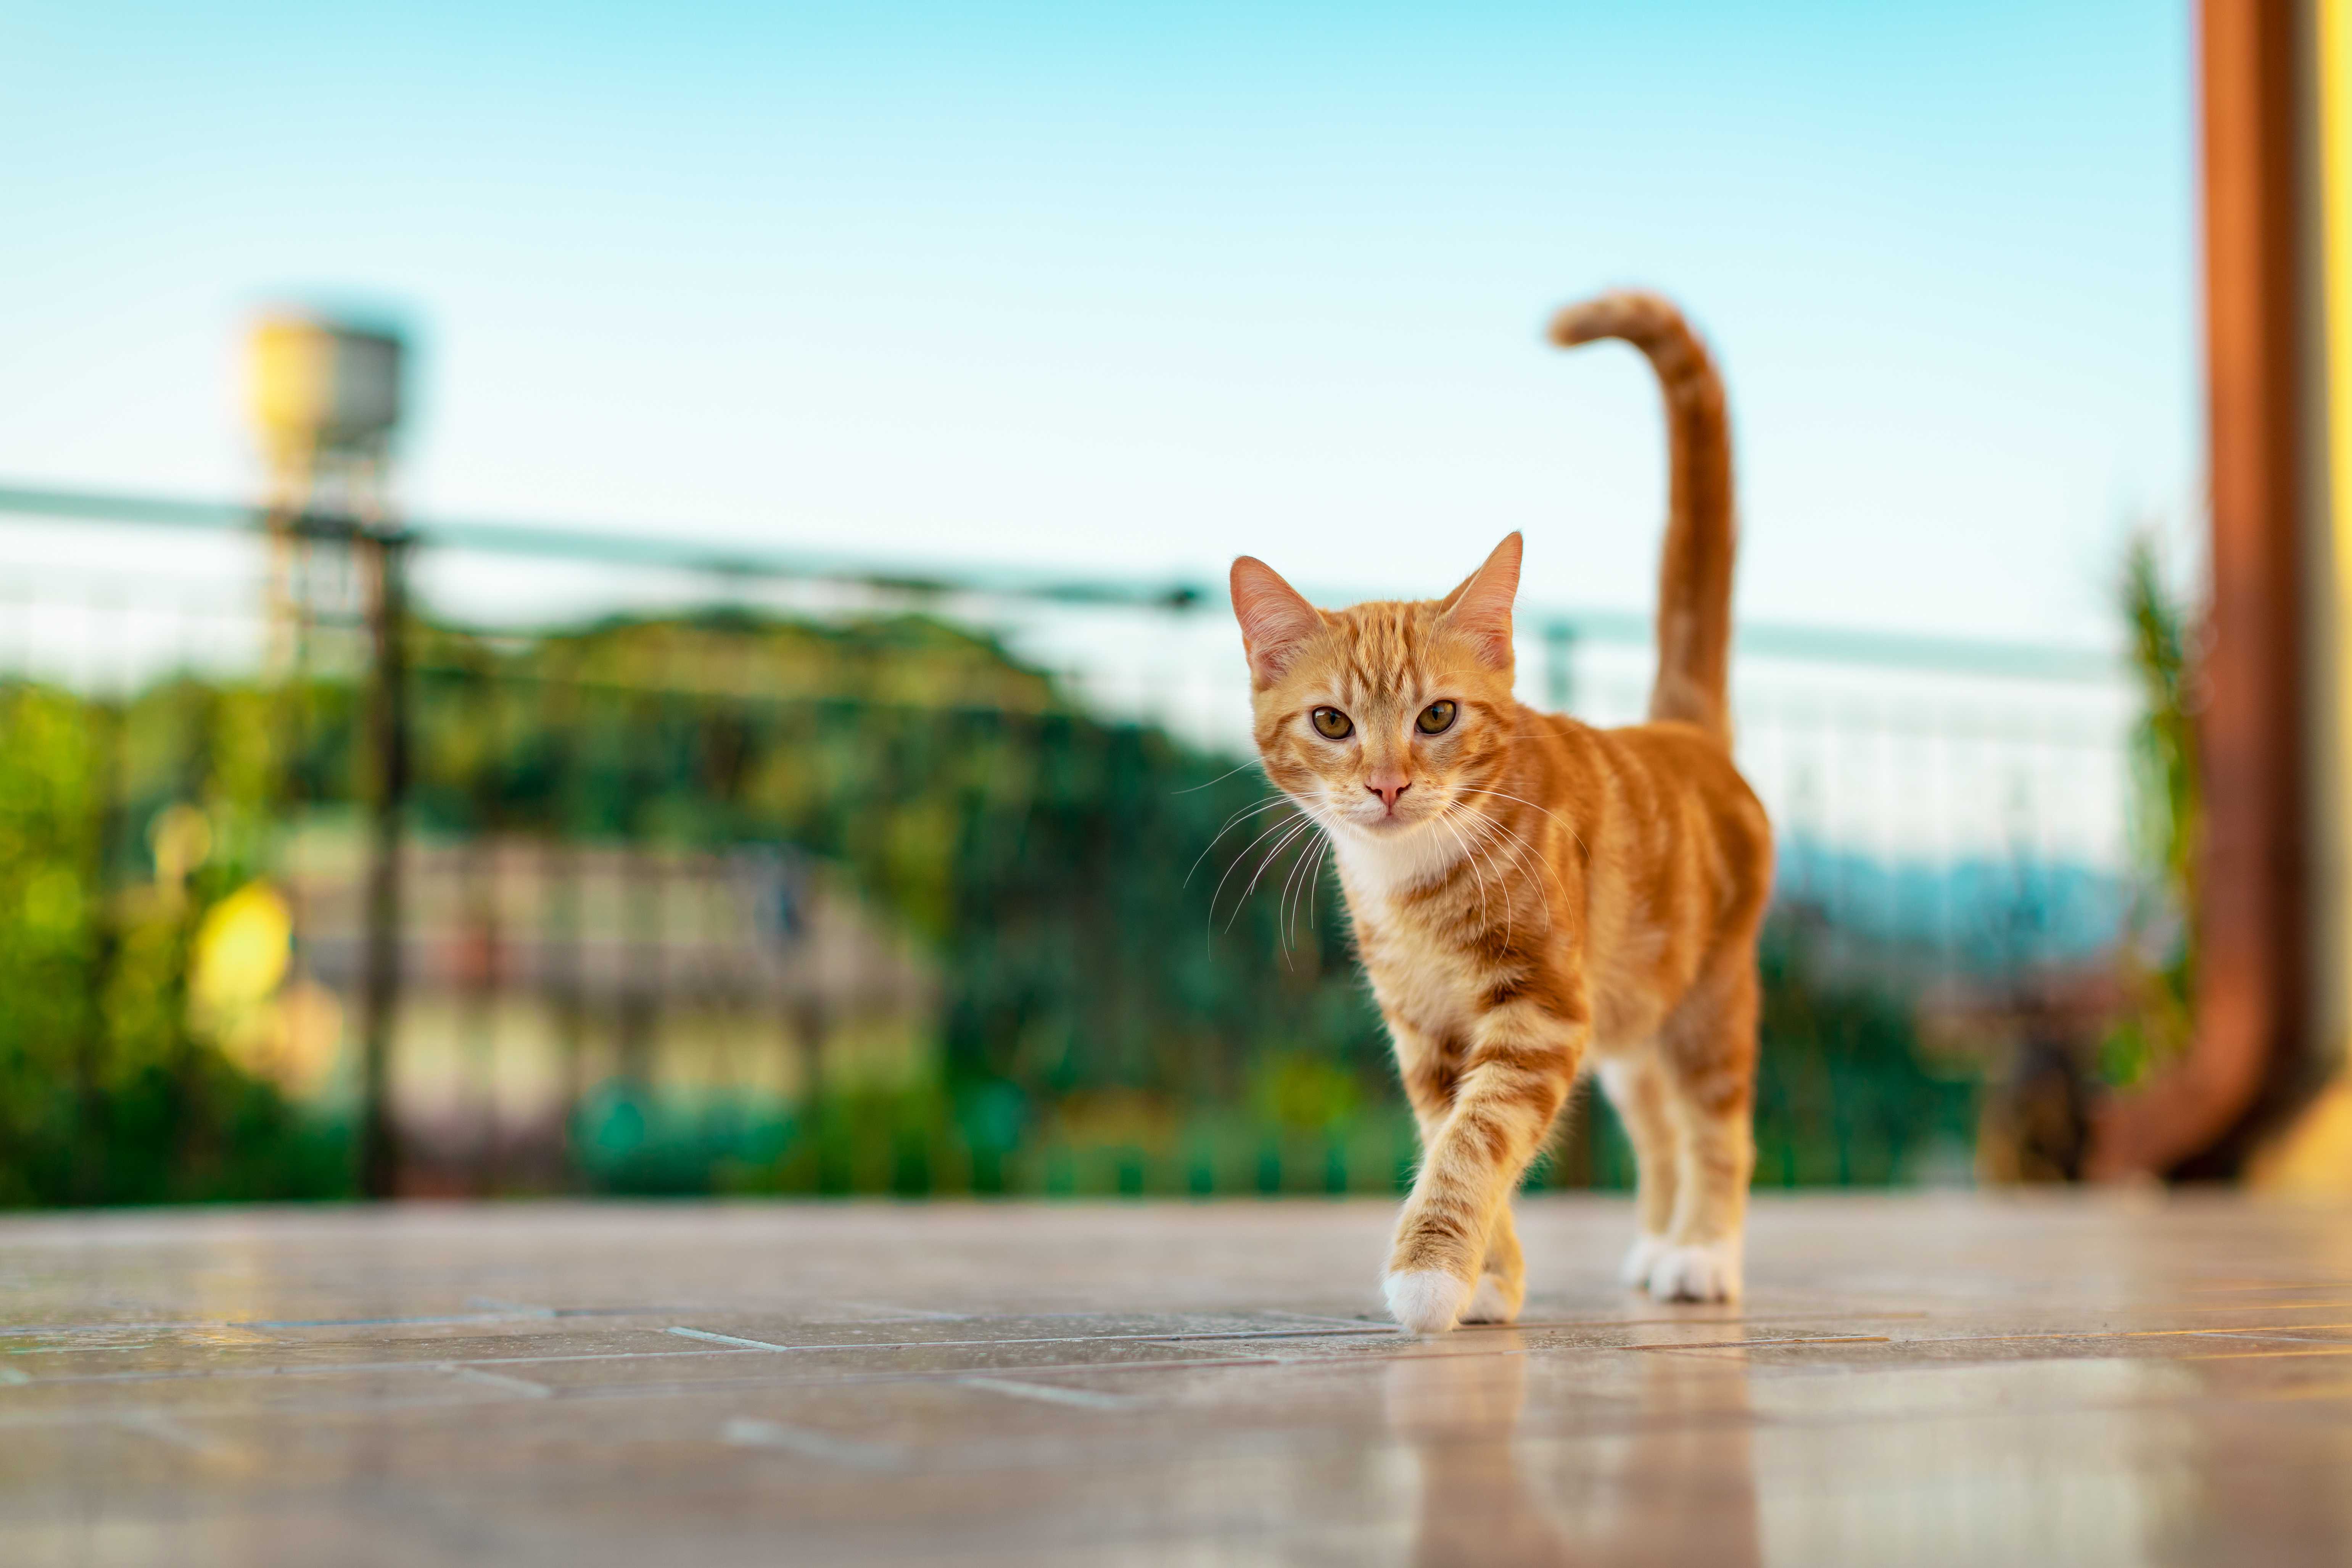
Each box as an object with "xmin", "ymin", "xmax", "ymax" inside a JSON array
[
  {"xmin": 1619, "ymin": 1233, "xmax": 1669, "ymax": 1290},
  {"xmin": 1383, "ymin": 1269, "xmax": 1472, "ymax": 1335},
  {"xmin": 1459, "ymin": 1274, "xmax": 1521, "ymax": 1325},
  {"xmin": 1645, "ymin": 1238, "xmax": 1743, "ymax": 1303}
]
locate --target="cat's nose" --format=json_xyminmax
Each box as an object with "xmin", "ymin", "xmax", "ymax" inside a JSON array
[{"xmin": 1365, "ymin": 775, "xmax": 1412, "ymax": 813}]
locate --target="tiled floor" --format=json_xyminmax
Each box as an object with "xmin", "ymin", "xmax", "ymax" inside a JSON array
[{"xmin": 4, "ymin": 1195, "xmax": 2352, "ymax": 1567}]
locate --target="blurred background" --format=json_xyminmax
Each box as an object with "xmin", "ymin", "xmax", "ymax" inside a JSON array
[{"xmin": 5, "ymin": 0, "xmax": 2333, "ymax": 1206}]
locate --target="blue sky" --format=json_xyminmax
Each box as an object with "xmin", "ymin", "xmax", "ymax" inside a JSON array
[{"xmin": 2, "ymin": 2, "xmax": 2195, "ymax": 645}]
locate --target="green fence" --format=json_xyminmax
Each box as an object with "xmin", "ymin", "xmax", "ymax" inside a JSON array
[{"xmin": 0, "ymin": 482, "xmax": 2119, "ymax": 1204}]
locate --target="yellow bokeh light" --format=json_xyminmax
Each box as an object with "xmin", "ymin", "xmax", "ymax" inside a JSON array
[{"xmin": 190, "ymin": 882, "xmax": 292, "ymax": 1019}]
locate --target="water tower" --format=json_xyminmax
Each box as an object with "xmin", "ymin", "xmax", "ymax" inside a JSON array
[
  {"xmin": 245, "ymin": 313, "xmax": 406, "ymax": 672},
  {"xmin": 244, "ymin": 311, "xmax": 411, "ymax": 1198}
]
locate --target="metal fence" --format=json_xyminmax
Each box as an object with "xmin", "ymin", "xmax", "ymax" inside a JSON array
[{"xmin": 0, "ymin": 482, "xmax": 2138, "ymax": 1201}]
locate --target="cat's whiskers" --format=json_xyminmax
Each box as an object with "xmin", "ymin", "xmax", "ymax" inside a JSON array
[
  {"xmin": 1455, "ymin": 805, "xmax": 1529, "ymax": 945},
  {"xmin": 1478, "ymin": 822, "xmax": 1573, "ymax": 922},
  {"xmin": 1306, "ymin": 834, "xmax": 1329, "ymax": 933},
  {"xmin": 1213, "ymin": 793, "xmax": 1291, "ymax": 832},
  {"xmin": 1441, "ymin": 804, "xmax": 1544, "ymax": 937},
  {"xmin": 1481, "ymin": 830, "xmax": 1560, "ymax": 927},
  {"xmin": 1277, "ymin": 813, "xmax": 1330, "ymax": 955},
  {"xmin": 1173, "ymin": 757, "xmax": 1267, "ymax": 795},
  {"xmin": 1452, "ymin": 801, "xmax": 1567, "ymax": 918},
  {"xmin": 1298, "ymin": 812, "xmax": 1337, "ymax": 940},
  {"xmin": 1227, "ymin": 812, "xmax": 1323, "ymax": 934},
  {"xmin": 1431, "ymin": 809, "xmax": 1502, "ymax": 945},
  {"xmin": 1453, "ymin": 784, "xmax": 1591, "ymax": 860},
  {"xmin": 1204, "ymin": 807, "xmax": 1310, "ymax": 940},
  {"xmin": 1186, "ymin": 794, "xmax": 1302, "ymax": 888}
]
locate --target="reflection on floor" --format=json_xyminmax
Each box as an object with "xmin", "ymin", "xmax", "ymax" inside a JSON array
[{"xmin": 3, "ymin": 1193, "xmax": 2351, "ymax": 1565}]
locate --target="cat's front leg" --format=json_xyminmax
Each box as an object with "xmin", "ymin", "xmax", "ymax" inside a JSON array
[
  {"xmin": 1458, "ymin": 1203, "xmax": 1526, "ymax": 1324},
  {"xmin": 1384, "ymin": 998, "xmax": 1585, "ymax": 1333},
  {"xmin": 1388, "ymin": 1017, "xmax": 1523, "ymax": 1325}
]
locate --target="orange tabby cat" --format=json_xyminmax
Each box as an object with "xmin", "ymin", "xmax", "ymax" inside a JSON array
[{"xmin": 1230, "ymin": 290, "xmax": 1771, "ymax": 1332}]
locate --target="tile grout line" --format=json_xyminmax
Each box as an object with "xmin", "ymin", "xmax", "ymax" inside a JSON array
[
  {"xmin": 114, "ymin": 1409, "xmax": 232, "ymax": 1456},
  {"xmin": 0, "ymin": 1322, "xmax": 1390, "ymax": 1392},
  {"xmin": 721, "ymin": 1417, "xmax": 906, "ymax": 1469},
  {"xmin": 1620, "ymin": 1335, "xmax": 1894, "ymax": 1352},
  {"xmin": 441, "ymin": 1363, "xmax": 553, "ymax": 1398},
  {"xmin": 667, "ymin": 1327, "xmax": 796, "ymax": 1351},
  {"xmin": 959, "ymin": 1376, "xmax": 1138, "ymax": 1411},
  {"xmin": 0, "ymin": 1353, "xmax": 1298, "ymax": 1431}
]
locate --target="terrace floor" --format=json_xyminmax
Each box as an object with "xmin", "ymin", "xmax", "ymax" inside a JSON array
[{"xmin": 3, "ymin": 1193, "xmax": 2351, "ymax": 1567}]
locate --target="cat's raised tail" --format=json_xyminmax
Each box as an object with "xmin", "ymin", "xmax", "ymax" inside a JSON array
[{"xmin": 1549, "ymin": 290, "xmax": 1735, "ymax": 746}]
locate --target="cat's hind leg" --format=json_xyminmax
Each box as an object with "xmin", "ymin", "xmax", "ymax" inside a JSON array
[
  {"xmin": 1648, "ymin": 967, "xmax": 1760, "ymax": 1303},
  {"xmin": 1593, "ymin": 1053, "xmax": 1679, "ymax": 1292}
]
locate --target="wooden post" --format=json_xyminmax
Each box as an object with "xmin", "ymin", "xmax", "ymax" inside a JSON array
[
  {"xmin": 2092, "ymin": 0, "xmax": 2315, "ymax": 1178},
  {"xmin": 357, "ymin": 527, "xmax": 411, "ymax": 1199}
]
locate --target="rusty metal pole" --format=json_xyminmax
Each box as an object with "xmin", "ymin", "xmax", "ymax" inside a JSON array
[
  {"xmin": 358, "ymin": 525, "xmax": 411, "ymax": 1199},
  {"xmin": 2092, "ymin": 0, "xmax": 2313, "ymax": 1178}
]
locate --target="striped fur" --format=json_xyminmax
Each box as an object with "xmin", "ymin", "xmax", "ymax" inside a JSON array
[{"xmin": 1230, "ymin": 290, "xmax": 1770, "ymax": 1330}]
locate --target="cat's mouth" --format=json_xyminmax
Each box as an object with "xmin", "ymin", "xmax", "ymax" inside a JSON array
[{"xmin": 1342, "ymin": 802, "xmax": 1436, "ymax": 834}]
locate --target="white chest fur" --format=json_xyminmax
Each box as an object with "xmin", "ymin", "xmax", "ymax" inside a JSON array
[
  {"xmin": 1328, "ymin": 824, "xmax": 1479, "ymax": 1037},
  {"xmin": 1327, "ymin": 823, "xmax": 1462, "ymax": 910}
]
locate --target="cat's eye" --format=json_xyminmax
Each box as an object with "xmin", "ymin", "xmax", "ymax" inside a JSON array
[
  {"xmin": 1417, "ymin": 700, "xmax": 1459, "ymax": 735},
  {"xmin": 1310, "ymin": 707, "xmax": 1354, "ymax": 740}
]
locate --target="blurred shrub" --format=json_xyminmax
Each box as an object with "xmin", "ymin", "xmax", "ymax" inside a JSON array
[
  {"xmin": 0, "ymin": 604, "xmax": 1980, "ymax": 1203},
  {"xmin": 0, "ymin": 679, "xmax": 351, "ymax": 1205},
  {"xmin": 405, "ymin": 610, "xmax": 1396, "ymax": 1146},
  {"xmin": 2101, "ymin": 533, "xmax": 2199, "ymax": 1090}
]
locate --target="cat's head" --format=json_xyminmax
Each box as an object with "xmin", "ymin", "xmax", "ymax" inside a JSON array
[{"xmin": 1229, "ymin": 533, "xmax": 1521, "ymax": 839}]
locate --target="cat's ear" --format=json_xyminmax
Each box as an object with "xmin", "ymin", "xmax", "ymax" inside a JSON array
[
  {"xmin": 1440, "ymin": 532, "xmax": 1521, "ymax": 670},
  {"xmin": 1230, "ymin": 556, "xmax": 1325, "ymax": 687}
]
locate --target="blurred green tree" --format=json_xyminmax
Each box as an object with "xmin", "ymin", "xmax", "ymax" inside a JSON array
[
  {"xmin": 2101, "ymin": 533, "xmax": 2200, "ymax": 1089},
  {"xmin": 0, "ymin": 603, "xmax": 1975, "ymax": 1203}
]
